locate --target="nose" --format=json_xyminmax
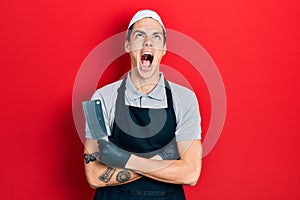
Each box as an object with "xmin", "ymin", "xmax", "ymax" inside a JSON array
[{"xmin": 143, "ymin": 36, "xmax": 152, "ymax": 47}]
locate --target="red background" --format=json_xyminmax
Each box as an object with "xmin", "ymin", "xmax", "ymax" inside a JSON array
[{"xmin": 1, "ymin": 0, "xmax": 300, "ymax": 199}]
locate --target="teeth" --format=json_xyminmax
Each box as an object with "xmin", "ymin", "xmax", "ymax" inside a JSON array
[
  {"xmin": 140, "ymin": 51, "xmax": 154, "ymax": 63},
  {"xmin": 142, "ymin": 52, "xmax": 152, "ymax": 55}
]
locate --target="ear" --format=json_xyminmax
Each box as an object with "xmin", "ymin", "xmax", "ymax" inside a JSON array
[{"xmin": 124, "ymin": 40, "xmax": 130, "ymax": 53}]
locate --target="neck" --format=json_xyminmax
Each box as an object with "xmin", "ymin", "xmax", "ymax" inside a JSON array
[{"xmin": 130, "ymin": 72, "xmax": 160, "ymax": 94}]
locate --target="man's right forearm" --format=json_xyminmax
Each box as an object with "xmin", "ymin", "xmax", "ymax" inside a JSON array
[
  {"xmin": 84, "ymin": 139, "xmax": 143, "ymax": 188},
  {"xmin": 84, "ymin": 138, "xmax": 166, "ymax": 188},
  {"xmin": 84, "ymin": 152, "xmax": 142, "ymax": 188}
]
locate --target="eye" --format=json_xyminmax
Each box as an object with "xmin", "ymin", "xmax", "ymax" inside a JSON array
[
  {"xmin": 135, "ymin": 33, "xmax": 144, "ymax": 39},
  {"xmin": 153, "ymin": 34, "xmax": 161, "ymax": 40}
]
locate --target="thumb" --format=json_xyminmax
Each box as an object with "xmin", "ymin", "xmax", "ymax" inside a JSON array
[{"xmin": 97, "ymin": 139, "xmax": 109, "ymax": 151}]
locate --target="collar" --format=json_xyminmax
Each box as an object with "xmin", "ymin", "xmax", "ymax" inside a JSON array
[{"xmin": 125, "ymin": 72, "xmax": 166, "ymax": 101}]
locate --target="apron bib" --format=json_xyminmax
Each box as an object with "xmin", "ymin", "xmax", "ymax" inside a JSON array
[{"xmin": 94, "ymin": 78, "xmax": 186, "ymax": 200}]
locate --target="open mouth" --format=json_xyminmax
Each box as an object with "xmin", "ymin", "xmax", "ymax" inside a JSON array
[{"xmin": 140, "ymin": 52, "xmax": 154, "ymax": 69}]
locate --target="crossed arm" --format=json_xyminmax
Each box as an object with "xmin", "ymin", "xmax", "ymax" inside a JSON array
[
  {"xmin": 84, "ymin": 139, "xmax": 143, "ymax": 188},
  {"xmin": 126, "ymin": 139, "xmax": 202, "ymax": 185},
  {"xmin": 84, "ymin": 138, "xmax": 202, "ymax": 188}
]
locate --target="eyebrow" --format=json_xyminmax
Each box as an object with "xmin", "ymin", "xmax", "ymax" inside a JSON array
[
  {"xmin": 132, "ymin": 30, "xmax": 163, "ymax": 36},
  {"xmin": 152, "ymin": 31, "xmax": 163, "ymax": 36},
  {"xmin": 132, "ymin": 30, "xmax": 146, "ymax": 35}
]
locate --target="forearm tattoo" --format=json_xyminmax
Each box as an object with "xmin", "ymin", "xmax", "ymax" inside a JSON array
[
  {"xmin": 98, "ymin": 167, "xmax": 116, "ymax": 183},
  {"xmin": 116, "ymin": 170, "xmax": 131, "ymax": 183},
  {"xmin": 84, "ymin": 152, "xmax": 99, "ymax": 164}
]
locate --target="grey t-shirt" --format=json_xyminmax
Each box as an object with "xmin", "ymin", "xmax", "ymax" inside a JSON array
[{"xmin": 85, "ymin": 73, "xmax": 201, "ymax": 141}]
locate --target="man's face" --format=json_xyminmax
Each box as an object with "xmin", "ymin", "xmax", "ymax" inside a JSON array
[{"xmin": 125, "ymin": 18, "xmax": 166, "ymax": 80}]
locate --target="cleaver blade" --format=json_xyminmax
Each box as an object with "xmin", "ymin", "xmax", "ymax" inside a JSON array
[{"xmin": 82, "ymin": 100, "xmax": 107, "ymax": 140}]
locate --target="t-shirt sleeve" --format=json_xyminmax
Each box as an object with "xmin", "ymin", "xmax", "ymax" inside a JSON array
[
  {"xmin": 174, "ymin": 91, "xmax": 202, "ymax": 141},
  {"xmin": 84, "ymin": 80, "xmax": 121, "ymax": 139}
]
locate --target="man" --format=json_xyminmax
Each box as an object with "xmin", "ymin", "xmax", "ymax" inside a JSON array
[{"xmin": 84, "ymin": 9, "xmax": 202, "ymax": 199}]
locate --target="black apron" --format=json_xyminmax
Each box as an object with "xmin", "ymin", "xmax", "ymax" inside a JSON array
[{"xmin": 94, "ymin": 78, "xmax": 186, "ymax": 200}]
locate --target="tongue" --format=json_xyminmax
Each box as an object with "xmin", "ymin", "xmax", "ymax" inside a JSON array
[{"xmin": 141, "ymin": 60, "xmax": 151, "ymax": 68}]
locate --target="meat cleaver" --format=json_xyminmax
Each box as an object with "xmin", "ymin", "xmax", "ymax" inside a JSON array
[{"xmin": 82, "ymin": 100, "xmax": 107, "ymax": 140}]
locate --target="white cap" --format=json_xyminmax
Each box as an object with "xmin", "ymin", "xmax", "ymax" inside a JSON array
[{"xmin": 127, "ymin": 9, "xmax": 166, "ymax": 35}]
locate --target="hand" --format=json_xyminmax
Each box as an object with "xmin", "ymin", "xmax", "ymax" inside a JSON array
[
  {"xmin": 135, "ymin": 140, "xmax": 180, "ymax": 160},
  {"xmin": 157, "ymin": 140, "xmax": 180, "ymax": 160},
  {"xmin": 97, "ymin": 139, "xmax": 131, "ymax": 168}
]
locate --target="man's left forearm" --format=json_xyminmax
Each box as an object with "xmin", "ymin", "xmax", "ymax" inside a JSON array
[{"xmin": 125, "ymin": 140, "xmax": 202, "ymax": 186}]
